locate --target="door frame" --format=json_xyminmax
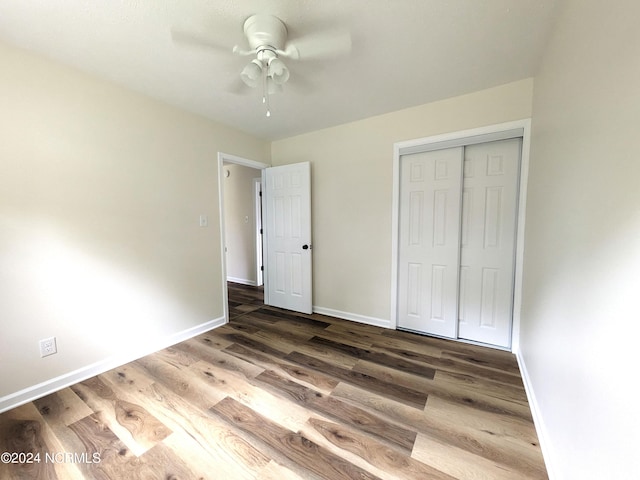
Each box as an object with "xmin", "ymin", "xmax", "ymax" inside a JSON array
[
  {"xmin": 253, "ymin": 177, "xmax": 264, "ymax": 287},
  {"xmin": 390, "ymin": 119, "xmax": 531, "ymax": 352},
  {"xmin": 218, "ymin": 152, "xmax": 270, "ymax": 322}
]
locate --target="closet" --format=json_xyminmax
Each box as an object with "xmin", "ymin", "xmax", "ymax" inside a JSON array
[{"xmin": 397, "ymin": 137, "xmax": 521, "ymax": 348}]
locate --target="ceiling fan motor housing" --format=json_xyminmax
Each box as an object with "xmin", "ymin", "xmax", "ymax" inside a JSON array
[{"xmin": 243, "ymin": 14, "xmax": 288, "ymax": 52}]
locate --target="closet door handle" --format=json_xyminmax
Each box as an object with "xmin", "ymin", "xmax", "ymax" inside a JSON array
[{"xmin": 302, "ymin": 244, "xmax": 310, "ymax": 250}]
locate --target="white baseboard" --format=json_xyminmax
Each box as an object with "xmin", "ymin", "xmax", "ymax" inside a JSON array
[
  {"xmin": 0, "ymin": 316, "xmax": 226, "ymax": 414},
  {"xmin": 313, "ymin": 306, "xmax": 392, "ymax": 329},
  {"xmin": 226, "ymin": 276, "xmax": 256, "ymax": 286},
  {"xmin": 514, "ymin": 350, "xmax": 556, "ymax": 480}
]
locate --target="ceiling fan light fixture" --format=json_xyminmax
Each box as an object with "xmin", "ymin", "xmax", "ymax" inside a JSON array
[
  {"xmin": 268, "ymin": 57, "xmax": 289, "ymax": 85},
  {"xmin": 267, "ymin": 77, "xmax": 284, "ymax": 95},
  {"xmin": 240, "ymin": 59, "xmax": 263, "ymax": 87}
]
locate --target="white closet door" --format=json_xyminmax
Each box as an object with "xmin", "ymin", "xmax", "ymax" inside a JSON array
[
  {"xmin": 457, "ymin": 138, "xmax": 521, "ymax": 347},
  {"xmin": 397, "ymin": 148, "xmax": 463, "ymax": 338}
]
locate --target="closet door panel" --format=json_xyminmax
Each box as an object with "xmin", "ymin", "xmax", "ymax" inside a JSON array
[
  {"xmin": 397, "ymin": 148, "xmax": 463, "ymax": 337},
  {"xmin": 457, "ymin": 138, "xmax": 521, "ymax": 347}
]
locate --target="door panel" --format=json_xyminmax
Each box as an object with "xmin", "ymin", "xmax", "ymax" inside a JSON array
[
  {"xmin": 397, "ymin": 148, "xmax": 463, "ymax": 338},
  {"xmin": 457, "ymin": 138, "xmax": 521, "ymax": 347},
  {"xmin": 263, "ymin": 162, "xmax": 312, "ymax": 314}
]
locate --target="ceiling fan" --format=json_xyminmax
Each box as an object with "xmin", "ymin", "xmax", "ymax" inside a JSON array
[{"xmin": 172, "ymin": 14, "xmax": 352, "ymax": 117}]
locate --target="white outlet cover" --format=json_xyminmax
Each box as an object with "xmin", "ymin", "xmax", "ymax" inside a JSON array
[{"xmin": 39, "ymin": 337, "xmax": 57, "ymax": 357}]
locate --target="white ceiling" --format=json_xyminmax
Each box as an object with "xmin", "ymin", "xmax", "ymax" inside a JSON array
[{"xmin": 0, "ymin": 0, "xmax": 558, "ymax": 141}]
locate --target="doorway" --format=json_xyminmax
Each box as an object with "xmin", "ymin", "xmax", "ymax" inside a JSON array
[
  {"xmin": 218, "ymin": 152, "xmax": 269, "ymax": 320},
  {"xmin": 217, "ymin": 154, "xmax": 314, "ymax": 320},
  {"xmin": 222, "ymin": 162, "xmax": 265, "ymax": 286}
]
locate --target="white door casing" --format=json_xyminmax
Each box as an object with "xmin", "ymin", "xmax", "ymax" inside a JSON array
[
  {"xmin": 397, "ymin": 147, "xmax": 463, "ymax": 338},
  {"xmin": 457, "ymin": 138, "xmax": 521, "ymax": 347},
  {"xmin": 263, "ymin": 162, "xmax": 313, "ymax": 314},
  {"xmin": 253, "ymin": 178, "xmax": 264, "ymax": 287}
]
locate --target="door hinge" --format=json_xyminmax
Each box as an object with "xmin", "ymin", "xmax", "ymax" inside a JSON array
[
  {"xmin": 260, "ymin": 228, "xmax": 263, "ymax": 234},
  {"xmin": 261, "ymin": 265, "xmax": 264, "ymax": 271}
]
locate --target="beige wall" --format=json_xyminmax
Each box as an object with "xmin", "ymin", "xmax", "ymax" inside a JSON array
[
  {"xmin": 0, "ymin": 41, "xmax": 269, "ymax": 407},
  {"xmin": 521, "ymin": 1, "xmax": 640, "ymax": 478},
  {"xmin": 271, "ymin": 79, "xmax": 533, "ymax": 323},
  {"xmin": 223, "ymin": 163, "xmax": 261, "ymax": 284}
]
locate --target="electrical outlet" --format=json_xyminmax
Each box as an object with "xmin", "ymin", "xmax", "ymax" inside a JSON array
[{"xmin": 39, "ymin": 337, "xmax": 57, "ymax": 358}]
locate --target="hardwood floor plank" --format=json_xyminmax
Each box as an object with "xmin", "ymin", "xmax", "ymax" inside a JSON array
[
  {"xmin": 188, "ymin": 359, "xmax": 316, "ymax": 433},
  {"xmin": 174, "ymin": 337, "xmax": 265, "ymax": 379},
  {"xmin": 66, "ymin": 414, "xmax": 135, "ymax": 480},
  {"xmin": 381, "ymin": 344, "xmax": 524, "ymax": 387},
  {"xmin": 349, "ymin": 325, "xmax": 445, "ymax": 357},
  {"xmin": 120, "ymin": 441, "xmax": 203, "ymax": 480},
  {"xmin": 255, "ymin": 369, "xmax": 417, "ymax": 453},
  {"xmin": 353, "ymin": 359, "xmax": 531, "ymax": 420},
  {"xmin": 32, "ymin": 389, "xmax": 105, "ymax": 477},
  {"xmin": 249, "ymin": 307, "xmax": 332, "ymax": 329},
  {"xmin": 441, "ymin": 346, "xmax": 522, "ymax": 375},
  {"xmin": 33, "ymin": 389, "xmax": 94, "ymax": 428},
  {"xmin": 161, "ymin": 431, "xmax": 259, "ymax": 480},
  {"xmin": 210, "ymin": 396, "xmax": 383, "ymax": 480},
  {"xmin": 306, "ymin": 417, "xmax": 456, "ymax": 480},
  {"xmin": 256, "ymin": 460, "xmax": 308, "ymax": 480},
  {"xmin": 137, "ymin": 381, "xmax": 270, "ymax": 479},
  {"xmin": 227, "ymin": 284, "xmax": 264, "ymax": 320},
  {"xmin": 152, "ymin": 345, "xmax": 200, "ymax": 368},
  {"xmin": 350, "ymin": 359, "xmax": 436, "ymax": 397},
  {"xmin": 217, "ymin": 330, "xmax": 293, "ymax": 359},
  {"xmin": 412, "ymin": 432, "xmax": 546, "ymax": 480},
  {"xmin": 433, "ymin": 369, "xmax": 529, "ymax": 405},
  {"xmin": 133, "ymin": 354, "xmax": 228, "ymax": 412},
  {"xmin": 423, "ymin": 395, "xmax": 545, "ymax": 475},
  {"xmin": 0, "ymin": 403, "xmax": 84, "ymax": 480},
  {"xmin": 193, "ymin": 329, "xmax": 235, "ymax": 350},
  {"xmin": 286, "ymin": 350, "xmax": 429, "ymax": 409},
  {"xmin": 0, "ymin": 283, "xmax": 548, "ymax": 479},
  {"xmin": 70, "ymin": 376, "xmax": 172, "ymax": 456},
  {"xmin": 224, "ymin": 334, "xmax": 361, "ymax": 372},
  {"xmin": 331, "ymin": 381, "xmax": 538, "ymax": 474},
  {"xmin": 309, "ymin": 335, "xmax": 437, "ymax": 379},
  {"xmin": 222, "ymin": 343, "xmax": 341, "ymax": 395},
  {"xmin": 67, "ymin": 415, "xmax": 207, "ymax": 480}
]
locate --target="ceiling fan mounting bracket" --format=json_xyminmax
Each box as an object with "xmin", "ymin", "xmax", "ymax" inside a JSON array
[{"xmin": 243, "ymin": 14, "xmax": 288, "ymax": 52}]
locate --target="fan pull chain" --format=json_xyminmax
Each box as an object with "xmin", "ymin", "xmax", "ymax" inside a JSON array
[{"xmin": 262, "ymin": 63, "xmax": 271, "ymax": 117}]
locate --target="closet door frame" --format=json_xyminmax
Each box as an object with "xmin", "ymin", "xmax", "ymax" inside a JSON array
[{"xmin": 390, "ymin": 119, "xmax": 531, "ymax": 351}]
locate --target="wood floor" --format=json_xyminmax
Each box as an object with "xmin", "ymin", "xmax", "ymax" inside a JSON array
[{"xmin": 0, "ymin": 282, "xmax": 548, "ymax": 479}]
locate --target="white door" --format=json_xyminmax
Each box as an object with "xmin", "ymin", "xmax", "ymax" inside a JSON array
[
  {"xmin": 262, "ymin": 162, "xmax": 313, "ymax": 314},
  {"xmin": 457, "ymin": 138, "xmax": 521, "ymax": 347},
  {"xmin": 397, "ymin": 148, "xmax": 463, "ymax": 338}
]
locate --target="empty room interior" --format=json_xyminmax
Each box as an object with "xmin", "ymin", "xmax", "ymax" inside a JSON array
[{"xmin": 1, "ymin": 1, "xmax": 638, "ymax": 479}]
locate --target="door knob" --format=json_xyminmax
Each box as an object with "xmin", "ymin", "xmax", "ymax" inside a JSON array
[{"xmin": 302, "ymin": 244, "xmax": 310, "ymax": 250}]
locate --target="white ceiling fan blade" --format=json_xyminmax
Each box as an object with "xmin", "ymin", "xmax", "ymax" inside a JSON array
[
  {"xmin": 286, "ymin": 72, "xmax": 315, "ymax": 95},
  {"xmin": 284, "ymin": 30, "xmax": 352, "ymax": 61},
  {"xmin": 171, "ymin": 28, "xmax": 234, "ymax": 53},
  {"xmin": 232, "ymin": 45, "xmax": 257, "ymax": 56},
  {"xmin": 226, "ymin": 77, "xmax": 252, "ymax": 95}
]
